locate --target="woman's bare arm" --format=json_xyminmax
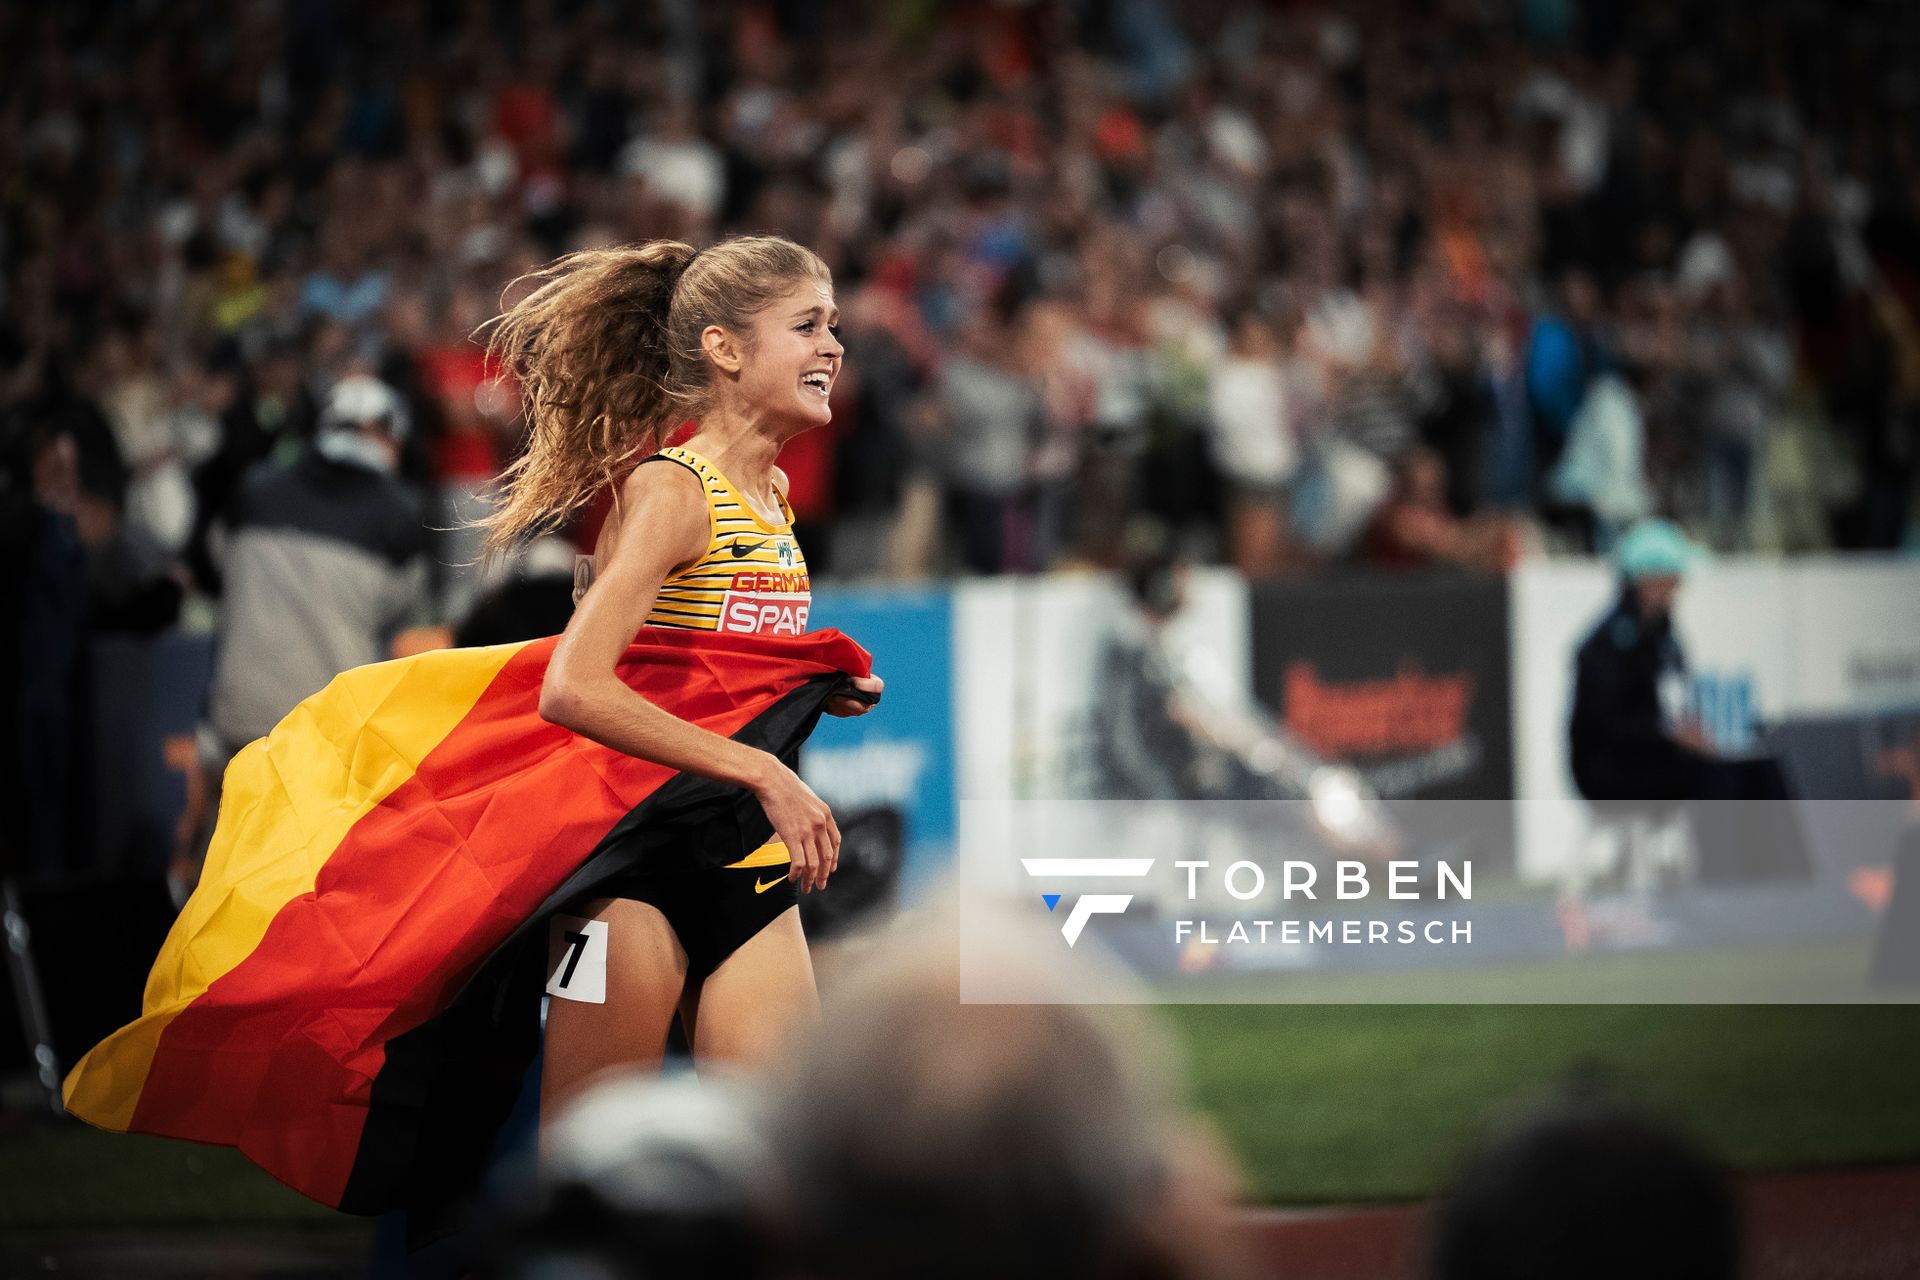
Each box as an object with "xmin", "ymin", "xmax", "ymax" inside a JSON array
[{"xmin": 538, "ymin": 461, "xmax": 843, "ymax": 888}]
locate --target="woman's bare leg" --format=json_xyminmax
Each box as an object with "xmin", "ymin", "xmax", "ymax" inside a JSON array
[
  {"xmin": 684, "ymin": 907, "xmax": 820, "ymax": 1069},
  {"xmin": 539, "ymin": 896, "xmax": 690, "ymax": 1131}
]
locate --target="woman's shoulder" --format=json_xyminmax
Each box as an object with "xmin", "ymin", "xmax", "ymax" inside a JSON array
[
  {"xmin": 601, "ymin": 452, "xmax": 713, "ymax": 548},
  {"xmin": 623, "ymin": 449, "xmax": 713, "ymax": 505},
  {"xmin": 584, "ymin": 457, "xmax": 712, "ymax": 579}
]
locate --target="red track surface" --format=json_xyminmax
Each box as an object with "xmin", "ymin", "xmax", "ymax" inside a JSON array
[{"xmin": 1238, "ymin": 1164, "xmax": 1920, "ymax": 1279}]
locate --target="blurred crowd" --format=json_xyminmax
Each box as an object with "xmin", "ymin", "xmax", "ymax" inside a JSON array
[
  {"xmin": 5, "ymin": 0, "xmax": 1920, "ymax": 651},
  {"xmin": 479, "ymin": 905, "xmax": 1741, "ymax": 1280}
]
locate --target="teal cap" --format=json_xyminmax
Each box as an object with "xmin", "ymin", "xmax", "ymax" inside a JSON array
[{"xmin": 1614, "ymin": 518, "xmax": 1701, "ymax": 580}]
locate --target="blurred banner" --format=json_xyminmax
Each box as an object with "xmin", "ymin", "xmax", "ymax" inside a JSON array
[
  {"xmin": 805, "ymin": 585, "xmax": 955, "ymax": 898},
  {"xmin": 1783, "ymin": 560, "xmax": 1920, "ymax": 710},
  {"xmin": 1247, "ymin": 574, "xmax": 1517, "ymax": 879},
  {"xmin": 1250, "ymin": 576, "xmax": 1514, "ymax": 801},
  {"xmin": 953, "ymin": 568, "xmax": 1254, "ymax": 804}
]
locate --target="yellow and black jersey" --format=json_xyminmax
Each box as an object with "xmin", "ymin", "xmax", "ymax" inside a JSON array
[{"xmin": 574, "ymin": 445, "xmax": 811, "ymax": 636}]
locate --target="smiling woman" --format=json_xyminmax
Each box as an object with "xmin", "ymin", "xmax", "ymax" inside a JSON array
[
  {"xmin": 62, "ymin": 238, "xmax": 883, "ymax": 1225},
  {"xmin": 472, "ymin": 235, "xmax": 884, "ymax": 1137}
]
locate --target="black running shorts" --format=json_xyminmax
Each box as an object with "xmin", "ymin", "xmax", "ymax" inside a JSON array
[{"xmin": 579, "ymin": 841, "xmax": 799, "ymax": 982}]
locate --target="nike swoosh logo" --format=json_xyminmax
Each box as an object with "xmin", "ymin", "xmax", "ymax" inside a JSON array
[
  {"xmin": 754, "ymin": 874, "xmax": 787, "ymax": 893},
  {"xmin": 729, "ymin": 540, "xmax": 766, "ymax": 558}
]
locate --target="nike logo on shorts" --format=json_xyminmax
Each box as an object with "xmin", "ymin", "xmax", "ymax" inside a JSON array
[{"xmin": 754, "ymin": 874, "xmax": 786, "ymax": 893}]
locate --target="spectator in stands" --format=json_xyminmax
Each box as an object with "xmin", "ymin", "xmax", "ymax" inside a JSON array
[
  {"xmin": 1362, "ymin": 446, "xmax": 1521, "ymax": 573},
  {"xmin": 1430, "ymin": 1083, "xmax": 1740, "ymax": 1280},
  {"xmin": 1687, "ymin": 268, "xmax": 1794, "ymax": 550},
  {"xmin": 1207, "ymin": 309, "xmax": 1298, "ymax": 575},
  {"xmin": 937, "ymin": 305, "xmax": 1047, "ymax": 574},
  {"xmin": 1416, "ymin": 309, "xmax": 1502, "ymax": 520},
  {"xmin": 1, "ymin": 403, "xmax": 90, "ymax": 878},
  {"xmin": 1526, "ymin": 268, "xmax": 1610, "ymax": 483},
  {"xmin": 1290, "ymin": 292, "xmax": 1398, "ymax": 555},
  {"xmin": 1545, "ymin": 361, "xmax": 1654, "ymax": 552},
  {"xmin": 185, "ymin": 339, "xmax": 316, "ymax": 595},
  {"xmin": 94, "ymin": 316, "xmax": 219, "ymax": 562},
  {"xmin": 176, "ymin": 375, "xmax": 428, "ymax": 894}
]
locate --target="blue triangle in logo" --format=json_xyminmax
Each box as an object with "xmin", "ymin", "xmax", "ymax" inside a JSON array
[{"xmin": 1042, "ymin": 894, "xmax": 1061, "ymax": 912}]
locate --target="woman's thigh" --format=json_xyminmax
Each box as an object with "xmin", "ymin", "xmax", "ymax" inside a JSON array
[
  {"xmin": 685, "ymin": 906, "xmax": 820, "ymax": 1069},
  {"xmin": 539, "ymin": 895, "xmax": 689, "ymax": 1123}
]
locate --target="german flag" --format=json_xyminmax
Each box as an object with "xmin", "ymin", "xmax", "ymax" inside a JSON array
[{"xmin": 63, "ymin": 626, "xmax": 871, "ymax": 1215}]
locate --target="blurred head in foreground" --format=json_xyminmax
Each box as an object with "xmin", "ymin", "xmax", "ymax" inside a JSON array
[
  {"xmin": 478, "ymin": 1072, "xmax": 781, "ymax": 1279},
  {"xmin": 1430, "ymin": 1085, "xmax": 1738, "ymax": 1280},
  {"xmin": 769, "ymin": 909, "xmax": 1249, "ymax": 1280}
]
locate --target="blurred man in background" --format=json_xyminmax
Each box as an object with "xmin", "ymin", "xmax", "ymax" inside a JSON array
[
  {"xmin": 1569, "ymin": 519, "xmax": 1788, "ymax": 806},
  {"xmin": 1568, "ymin": 519, "xmax": 1708, "ymax": 804},
  {"xmin": 1568, "ymin": 518, "xmax": 1805, "ymax": 882},
  {"xmin": 174, "ymin": 375, "xmax": 427, "ymax": 895}
]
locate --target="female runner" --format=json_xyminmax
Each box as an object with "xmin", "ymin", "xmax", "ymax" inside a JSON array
[{"xmin": 478, "ymin": 235, "xmax": 883, "ymax": 1121}]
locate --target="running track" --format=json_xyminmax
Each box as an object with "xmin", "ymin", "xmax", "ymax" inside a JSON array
[{"xmin": 1239, "ymin": 1164, "xmax": 1920, "ymax": 1278}]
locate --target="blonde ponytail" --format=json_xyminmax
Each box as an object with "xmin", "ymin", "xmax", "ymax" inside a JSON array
[{"xmin": 478, "ymin": 234, "xmax": 830, "ymax": 554}]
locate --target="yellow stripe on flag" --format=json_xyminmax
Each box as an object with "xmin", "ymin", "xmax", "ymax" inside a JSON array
[{"xmin": 63, "ymin": 642, "xmax": 526, "ymax": 1131}]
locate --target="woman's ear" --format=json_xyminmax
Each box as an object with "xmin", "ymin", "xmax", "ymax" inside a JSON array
[{"xmin": 701, "ymin": 325, "xmax": 743, "ymax": 376}]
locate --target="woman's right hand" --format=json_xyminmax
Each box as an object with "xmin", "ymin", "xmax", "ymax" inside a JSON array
[{"xmin": 752, "ymin": 758, "xmax": 840, "ymax": 893}]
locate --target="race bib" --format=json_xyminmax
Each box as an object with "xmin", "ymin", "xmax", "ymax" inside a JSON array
[{"xmin": 546, "ymin": 915, "xmax": 609, "ymax": 1004}]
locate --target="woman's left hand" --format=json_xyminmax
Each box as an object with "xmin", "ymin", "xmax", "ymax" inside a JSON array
[{"xmin": 825, "ymin": 673, "xmax": 885, "ymax": 718}]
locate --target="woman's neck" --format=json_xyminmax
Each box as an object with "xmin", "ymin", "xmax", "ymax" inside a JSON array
[{"xmin": 683, "ymin": 403, "xmax": 786, "ymax": 509}]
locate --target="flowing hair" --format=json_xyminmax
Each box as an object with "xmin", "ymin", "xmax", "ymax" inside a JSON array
[{"xmin": 477, "ymin": 235, "xmax": 831, "ymax": 555}]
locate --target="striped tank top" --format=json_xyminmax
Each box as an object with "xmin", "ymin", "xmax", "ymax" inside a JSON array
[{"xmin": 573, "ymin": 446, "xmax": 811, "ymax": 636}]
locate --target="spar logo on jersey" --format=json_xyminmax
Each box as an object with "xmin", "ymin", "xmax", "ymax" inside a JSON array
[
  {"xmin": 1022, "ymin": 858, "xmax": 1155, "ymax": 947},
  {"xmin": 720, "ymin": 566, "xmax": 811, "ymax": 636}
]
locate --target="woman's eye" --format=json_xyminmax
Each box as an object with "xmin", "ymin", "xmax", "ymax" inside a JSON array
[
  {"xmin": 828, "ymin": 324, "xmax": 842, "ymax": 338},
  {"xmin": 797, "ymin": 321, "xmax": 815, "ymax": 333}
]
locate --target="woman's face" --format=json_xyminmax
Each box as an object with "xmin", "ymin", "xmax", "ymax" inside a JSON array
[{"xmin": 734, "ymin": 276, "xmax": 842, "ymax": 432}]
